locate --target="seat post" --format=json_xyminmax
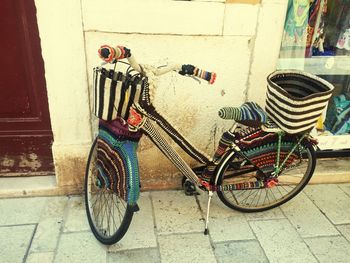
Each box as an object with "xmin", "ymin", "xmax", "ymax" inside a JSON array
[{"xmin": 229, "ymin": 122, "xmax": 238, "ymax": 133}]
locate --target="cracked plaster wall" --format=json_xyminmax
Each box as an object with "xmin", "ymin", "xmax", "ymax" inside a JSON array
[{"xmin": 35, "ymin": 0, "xmax": 288, "ymax": 191}]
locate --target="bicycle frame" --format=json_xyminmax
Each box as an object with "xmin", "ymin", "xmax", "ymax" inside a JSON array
[
  {"xmin": 128, "ymin": 103, "xmax": 312, "ymax": 193},
  {"xmin": 88, "ymin": 44, "xmax": 325, "ymax": 243},
  {"xmin": 132, "ymin": 108, "xmax": 210, "ymax": 189}
]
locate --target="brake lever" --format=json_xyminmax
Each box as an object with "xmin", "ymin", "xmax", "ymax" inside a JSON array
[
  {"xmin": 100, "ymin": 58, "xmax": 116, "ymax": 66},
  {"xmin": 189, "ymin": 76, "xmax": 201, "ymax": 84}
]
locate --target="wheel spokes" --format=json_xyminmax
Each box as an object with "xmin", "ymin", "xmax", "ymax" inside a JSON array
[
  {"xmin": 87, "ymin": 152, "xmax": 128, "ymax": 239},
  {"xmin": 221, "ymin": 146, "xmax": 312, "ymax": 209}
]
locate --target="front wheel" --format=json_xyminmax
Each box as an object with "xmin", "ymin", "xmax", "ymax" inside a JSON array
[
  {"xmin": 217, "ymin": 142, "xmax": 316, "ymax": 212},
  {"xmin": 84, "ymin": 138, "xmax": 134, "ymax": 245}
]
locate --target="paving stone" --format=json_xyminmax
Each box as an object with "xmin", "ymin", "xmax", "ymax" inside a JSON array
[
  {"xmin": 63, "ymin": 196, "xmax": 90, "ymax": 232},
  {"xmin": 54, "ymin": 232, "xmax": 106, "ymax": 263},
  {"xmin": 108, "ymin": 248, "xmax": 160, "ymax": 263},
  {"xmin": 214, "ymin": 240, "xmax": 268, "ymax": 263},
  {"xmin": 196, "ymin": 192, "xmax": 255, "ymax": 242},
  {"xmin": 303, "ymin": 184, "xmax": 350, "ymax": 225},
  {"xmin": 151, "ymin": 190, "xmax": 203, "ymax": 234},
  {"xmin": 29, "ymin": 196, "xmax": 68, "ymax": 253},
  {"xmin": 26, "ymin": 252, "xmax": 54, "ymax": 263},
  {"xmin": 336, "ymin": 224, "xmax": 350, "ymax": 242},
  {"xmin": 108, "ymin": 193, "xmax": 157, "ymax": 251},
  {"xmin": 208, "ymin": 216, "xmax": 255, "ymax": 242},
  {"xmin": 244, "ymin": 207, "xmax": 285, "ymax": 221},
  {"xmin": 40, "ymin": 196, "xmax": 68, "ymax": 219},
  {"xmin": 304, "ymin": 236, "xmax": 350, "ymax": 263},
  {"xmin": 158, "ymin": 233, "xmax": 217, "ymax": 263},
  {"xmin": 249, "ymin": 219, "xmax": 317, "ymax": 263},
  {"xmin": 30, "ymin": 217, "xmax": 63, "ymax": 253},
  {"xmin": 0, "ymin": 225, "xmax": 36, "ymax": 263},
  {"xmin": 0, "ymin": 197, "xmax": 47, "ymax": 225},
  {"xmin": 281, "ymin": 192, "xmax": 339, "ymax": 238}
]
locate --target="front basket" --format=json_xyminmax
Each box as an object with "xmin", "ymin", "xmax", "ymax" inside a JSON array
[
  {"xmin": 265, "ymin": 70, "xmax": 334, "ymax": 134},
  {"xmin": 92, "ymin": 67, "xmax": 146, "ymax": 121}
]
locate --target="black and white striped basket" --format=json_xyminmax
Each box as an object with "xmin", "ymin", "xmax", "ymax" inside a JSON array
[
  {"xmin": 92, "ymin": 67, "xmax": 145, "ymax": 121},
  {"xmin": 265, "ymin": 70, "xmax": 334, "ymax": 134}
]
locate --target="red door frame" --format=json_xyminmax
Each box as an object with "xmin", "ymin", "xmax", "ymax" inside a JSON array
[{"xmin": 0, "ymin": 0, "xmax": 54, "ymax": 175}]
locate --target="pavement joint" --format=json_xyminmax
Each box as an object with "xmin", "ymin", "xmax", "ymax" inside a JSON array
[
  {"xmin": 51, "ymin": 195, "xmax": 71, "ymax": 263},
  {"xmin": 149, "ymin": 192, "xmax": 164, "ymax": 263},
  {"xmin": 303, "ymin": 234, "xmax": 345, "ymax": 240},
  {"xmin": 246, "ymin": 219, "xmax": 270, "ymax": 262},
  {"xmin": 0, "ymin": 223, "xmax": 37, "ymax": 228},
  {"xmin": 338, "ymin": 184, "xmax": 350, "ymax": 198},
  {"xmin": 23, "ymin": 224, "xmax": 38, "ymax": 263}
]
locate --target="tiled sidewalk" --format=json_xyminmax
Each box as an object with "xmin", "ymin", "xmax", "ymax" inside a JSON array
[{"xmin": 1, "ymin": 184, "xmax": 350, "ymax": 263}]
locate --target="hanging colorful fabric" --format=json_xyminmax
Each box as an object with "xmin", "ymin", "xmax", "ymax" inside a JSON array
[
  {"xmin": 234, "ymin": 128, "xmax": 299, "ymax": 175},
  {"xmin": 96, "ymin": 118, "xmax": 142, "ymax": 205}
]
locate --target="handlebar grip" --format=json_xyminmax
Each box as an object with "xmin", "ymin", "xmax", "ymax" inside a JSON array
[
  {"xmin": 98, "ymin": 45, "xmax": 132, "ymax": 63},
  {"xmin": 179, "ymin": 64, "xmax": 216, "ymax": 84}
]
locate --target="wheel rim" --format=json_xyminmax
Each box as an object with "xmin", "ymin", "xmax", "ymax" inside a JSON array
[
  {"xmin": 220, "ymin": 145, "xmax": 314, "ymax": 210},
  {"xmin": 86, "ymin": 142, "xmax": 129, "ymax": 240}
]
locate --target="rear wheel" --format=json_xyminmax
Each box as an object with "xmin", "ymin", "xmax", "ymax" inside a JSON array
[
  {"xmin": 84, "ymin": 138, "xmax": 134, "ymax": 245},
  {"xmin": 217, "ymin": 142, "xmax": 316, "ymax": 212}
]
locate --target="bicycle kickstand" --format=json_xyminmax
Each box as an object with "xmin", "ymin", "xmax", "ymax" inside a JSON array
[{"xmin": 204, "ymin": 191, "xmax": 214, "ymax": 235}]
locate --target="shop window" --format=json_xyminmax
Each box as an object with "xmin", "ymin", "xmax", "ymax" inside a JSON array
[{"xmin": 277, "ymin": 0, "xmax": 350, "ymax": 150}]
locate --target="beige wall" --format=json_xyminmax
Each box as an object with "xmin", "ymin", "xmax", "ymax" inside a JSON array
[{"xmin": 35, "ymin": 0, "xmax": 287, "ymax": 192}]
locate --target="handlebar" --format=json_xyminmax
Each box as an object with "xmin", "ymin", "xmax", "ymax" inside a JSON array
[
  {"xmin": 98, "ymin": 45, "xmax": 132, "ymax": 62},
  {"xmin": 97, "ymin": 45, "xmax": 216, "ymax": 84},
  {"xmin": 179, "ymin": 64, "xmax": 216, "ymax": 84}
]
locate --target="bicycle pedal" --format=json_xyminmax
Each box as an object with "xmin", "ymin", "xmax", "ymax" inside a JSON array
[{"xmin": 182, "ymin": 179, "xmax": 198, "ymax": 196}]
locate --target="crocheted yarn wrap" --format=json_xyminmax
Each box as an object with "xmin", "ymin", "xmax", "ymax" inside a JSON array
[
  {"xmin": 235, "ymin": 128, "xmax": 299, "ymax": 174},
  {"xmin": 218, "ymin": 102, "xmax": 268, "ymax": 127},
  {"xmin": 96, "ymin": 118, "xmax": 142, "ymax": 204}
]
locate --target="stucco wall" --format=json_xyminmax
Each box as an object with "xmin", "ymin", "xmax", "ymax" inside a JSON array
[{"xmin": 35, "ymin": 0, "xmax": 288, "ymax": 191}]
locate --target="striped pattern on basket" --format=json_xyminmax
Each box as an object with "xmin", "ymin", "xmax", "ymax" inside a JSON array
[
  {"xmin": 265, "ymin": 70, "xmax": 334, "ymax": 134},
  {"xmin": 93, "ymin": 67, "xmax": 145, "ymax": 121}
]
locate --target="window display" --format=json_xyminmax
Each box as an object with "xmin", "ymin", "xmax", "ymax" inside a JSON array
[{"xmin": 277, "ymin": 0, "xmax": 350, "ymax": 150}]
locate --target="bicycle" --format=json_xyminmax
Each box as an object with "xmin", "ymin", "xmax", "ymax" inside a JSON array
[{"xmin": 84, "ymin": 45, "xmax": 334, "ymax": 245}]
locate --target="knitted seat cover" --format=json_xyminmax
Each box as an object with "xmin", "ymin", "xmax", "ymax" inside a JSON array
[{"xmin": 218, "ymin": 102, "xmax": 268, "ymax": 127}]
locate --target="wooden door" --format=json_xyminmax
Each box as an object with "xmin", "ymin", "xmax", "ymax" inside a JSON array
[{"xmin": 0, "ymin": 0, "xmax": 54, "ymax": 176}]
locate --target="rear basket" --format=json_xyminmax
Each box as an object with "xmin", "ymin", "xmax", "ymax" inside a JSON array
[{"xmin": 265, "ymin": 70, "xmax": 334, "ymax": 134}]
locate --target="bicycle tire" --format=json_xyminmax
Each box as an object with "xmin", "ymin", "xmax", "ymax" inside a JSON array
[
  {"xmin": 84, "ymin": 137, "xmax": 134, "ymax": 245},
  {"xmin": 216, "ymin": 141, "xmax": 316, "ymax": 212}
]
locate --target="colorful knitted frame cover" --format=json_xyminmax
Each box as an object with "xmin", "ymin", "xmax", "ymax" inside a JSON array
[
  {"xmin": 96, "ymin": 119, "xmax": 142, "ymax": 204},
  {"xmin": 210, "ymin": 127, "xmax": 300, "ymax": 178},
  {"xmin": 234, "ymin": 128, "xmax": 299, "ymax": 175}
]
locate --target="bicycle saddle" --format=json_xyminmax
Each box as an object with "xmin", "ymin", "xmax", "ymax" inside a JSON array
[{"xmin": 218, "ymin": 102, "xmax": 268, "ymax": 127}]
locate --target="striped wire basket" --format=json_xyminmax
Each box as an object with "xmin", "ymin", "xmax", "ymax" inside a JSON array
[
  {"xmin": 92, "ymin": 67, "xmax": 146, "ymax": 121},
  {"xmin": 265, "ymin": 70, "xmax": 334, "ymax": 134}
]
